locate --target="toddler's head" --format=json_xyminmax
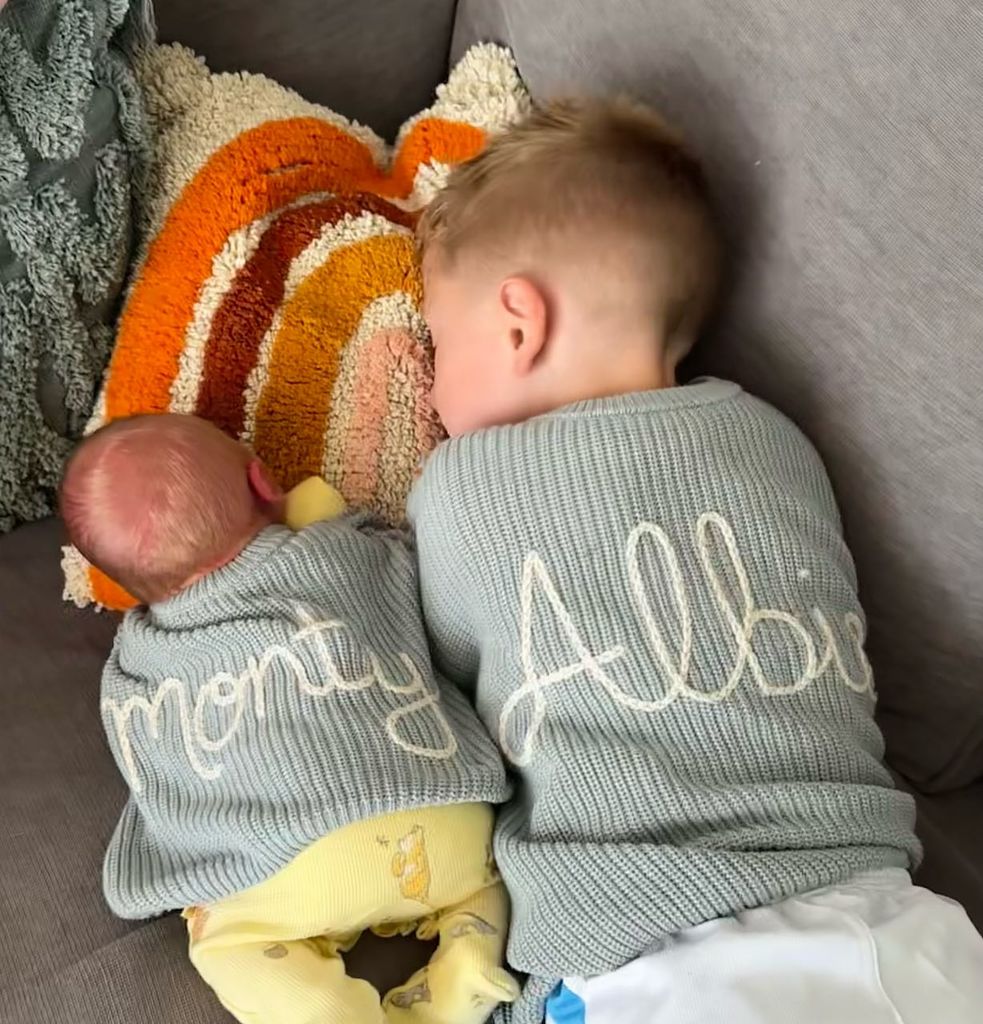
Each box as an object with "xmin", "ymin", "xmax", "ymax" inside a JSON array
[
  {"xmin": 417, "ymin": 98, "xmax": 721, "ymax": 435},
  {"xmin": 60, "ymin": 414, "xmax": 284, "ymax": 605}
]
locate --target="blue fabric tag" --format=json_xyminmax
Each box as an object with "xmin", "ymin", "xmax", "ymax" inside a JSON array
[{"xmin": 545, "ymin": 981, "xmax": 587, "ymax": 1024}]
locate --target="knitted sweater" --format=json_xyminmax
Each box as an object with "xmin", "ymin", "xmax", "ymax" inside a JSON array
[
  {"xmin": 100, "ymin": 516, "xmax": 510, "ymax": 919},
  {"xmin": 408, "ymin": 379, "xmax": 919, "ymax": 1023}
]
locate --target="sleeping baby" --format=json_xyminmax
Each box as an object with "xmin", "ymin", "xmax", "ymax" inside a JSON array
[
  {"xmin": 408, "ymin": 99, "xmax": 983, "ymax": 1023},
  {"xmin": 61, "ymin": 413, "xmax": 518, "ymax": 1024}
]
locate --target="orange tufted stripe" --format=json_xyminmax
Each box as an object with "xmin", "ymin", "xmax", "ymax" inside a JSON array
[
  {"xmin": 197, "ymin": 193, "xmax": 413, "ymax": 438},
  {"xmin": 105, "ymin": 118, "xmax": 380, "ymax": 421},
  {"xmin": 252, "ymin": 233, "xmax": 422, "ymax": 490}
]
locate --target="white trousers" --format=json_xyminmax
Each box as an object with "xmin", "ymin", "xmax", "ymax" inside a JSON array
[{"xmin": 545, "ymin": 869, "xmax": 983, "ymax": 1024}]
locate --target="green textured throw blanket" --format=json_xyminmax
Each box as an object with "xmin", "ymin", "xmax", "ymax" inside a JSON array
[{"xmin": 0, "ymin": 0, "xmax": 152, "ymax": 530}]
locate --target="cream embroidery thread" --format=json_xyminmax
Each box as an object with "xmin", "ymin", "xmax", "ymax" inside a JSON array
[
  {"xmin": 500, "ymin": 511, "xmax": 874, "ymax": 765},
  {"xmin": 500, "ymin": 552, "xmax": 625, "ymax": 765},
  {"xmin": 103, "ymin": 606, "xmax": 457, "ymax": 792}
]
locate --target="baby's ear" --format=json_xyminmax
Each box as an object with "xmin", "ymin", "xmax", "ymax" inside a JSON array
[{"xmin": 247, "ymin": 459, "xmax": 283, "ymax": 508}]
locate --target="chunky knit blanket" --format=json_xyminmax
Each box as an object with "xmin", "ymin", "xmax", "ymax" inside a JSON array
[
  {"xmin": 61, "ymin": 41, "xmax": 530, "ymax": 610},
  {"xmin": 0, "ymin": 0, "xmax": 151, "ymax": 532}
]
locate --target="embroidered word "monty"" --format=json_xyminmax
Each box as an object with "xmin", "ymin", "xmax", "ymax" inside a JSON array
[{"xmin": 103, "ymin": 606, "xmax": 458, "ymax": 792}]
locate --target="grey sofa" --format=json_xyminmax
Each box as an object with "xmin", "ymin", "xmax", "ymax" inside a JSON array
[{"xmin": 2, "ymin": 2, "xmax": 981, "ymax": 1022}]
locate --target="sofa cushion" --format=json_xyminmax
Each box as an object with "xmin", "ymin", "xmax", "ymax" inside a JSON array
[
  {"xmin": 452, "ymin": 0, "xmax": 983, "ymax": 791},
  {"xmin": 0, "ymin": 518, "xmax": 430, "ymax": 1023},
  {"xmin": 155, "ymin": 0, "xmax": 457, "ymax": 140},
  {"xmin": 1, "ymin": 522, "xmax": 978, "ymax": 1024},
  {"xmin": 903, "ymin": 781, "xmax": 983, "ymax": 929}
]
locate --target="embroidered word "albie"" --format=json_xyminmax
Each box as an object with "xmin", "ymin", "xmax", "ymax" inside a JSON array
[{"xmin": 501, "ymin": 512, "xmax": 873, "ymax": 765}]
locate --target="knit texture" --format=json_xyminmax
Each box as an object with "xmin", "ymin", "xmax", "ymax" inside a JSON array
[
  {"xmin": 0, "ymin": 0, "xmax": 151, "ymax": 532},
  {"xmin": 100, "ymin": 516, "xmax": 510, "ymax": 919},
  {"xmin": 408, "ymin": 379, "xmax": 920, "ymax": 1024},
  {"xmin": 61, "ymin": 41, "xmax": 531, "ymax": 611}
]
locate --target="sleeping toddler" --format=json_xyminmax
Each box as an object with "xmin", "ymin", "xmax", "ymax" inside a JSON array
[
  {"xmin": 408, "ymin": 99, "xmax": 983, "ymax": 1024},
  {"xmin": 61, "ymin": 413, "xmax": 519, "ymax": 1024}
]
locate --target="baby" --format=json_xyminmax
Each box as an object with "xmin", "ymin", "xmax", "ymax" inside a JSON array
[
  {"xmin": 408, "ymin": 101, "xmax": 983, "ymax": 1023},
  {"xmin": 61, "ymin": 413, "xmax": 519, "ymax": 1024}
]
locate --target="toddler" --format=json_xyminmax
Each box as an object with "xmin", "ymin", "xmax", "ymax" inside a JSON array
[
  {"xmin": 61, "ymin": 413, "xmax": 519, "ymax": 1024},
  {"xmin": 408, "ymin": 100, "xmax": 983, "ymax": 1024}
]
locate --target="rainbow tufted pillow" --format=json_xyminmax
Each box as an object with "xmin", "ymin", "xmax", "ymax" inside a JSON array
[{"xmin": 61, "ymin": 41, "xmax": 530, "ymax": 610}]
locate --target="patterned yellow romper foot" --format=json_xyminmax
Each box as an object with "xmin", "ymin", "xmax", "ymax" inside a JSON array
[{"xmin": 185, "ymin": 803, "xmax": 517, "ymax": 1024}]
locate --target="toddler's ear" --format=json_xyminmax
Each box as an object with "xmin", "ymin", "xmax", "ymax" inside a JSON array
[
  {"xmin": 247, "ymin": 459, "xmax": 283, "ymax": 509},
  {"xmin": 500, "ymin": 275, "xmax": 548, "ymax": 375}
]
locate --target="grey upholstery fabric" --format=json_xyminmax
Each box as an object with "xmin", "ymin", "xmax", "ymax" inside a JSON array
[
  {"xmin": 452, "ymin": 0, "xmax": 983, "ymax": 792},
  {"xmin": 0, "ymin": 519, "xmax": 428, "ymax": 1024},
  {"xmin": 2, "ymin": 523, "xmax": 976, "ymax": 1024},
  {"xmin": 155, "ymin": 0, "xmax": 457, "ymax": 140},
  {"xmin": 903, "ymin": 781, "xmax": 983, "ymax": 929}
]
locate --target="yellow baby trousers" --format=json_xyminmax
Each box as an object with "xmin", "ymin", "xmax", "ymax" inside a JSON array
[{"xmin": 183, "ymin": 803, "xmax": 517, "ymax": 1024}]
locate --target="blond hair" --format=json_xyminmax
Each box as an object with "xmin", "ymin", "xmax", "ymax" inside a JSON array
[
  {"xmin": 418, "ymin": 98, "xmax": 721, "ymax": 345},
  {"xmin": 60, "ymin": 415, "xmax": 264, "ymax": 604}
]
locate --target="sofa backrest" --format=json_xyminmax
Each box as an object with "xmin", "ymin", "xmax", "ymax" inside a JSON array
[
  {"xmin": 453, "ymin": 0, "xmax": 983, "ymax": 791},
  {"xmin": 156, "ymin": 0, "xmax": 458, "ymax": 140}
]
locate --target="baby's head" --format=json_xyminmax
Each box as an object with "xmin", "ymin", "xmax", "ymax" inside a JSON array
[
  {"xmin": 417, "ymin": 98, "xmax": 721, "ymax": 435},
  {"xmin": 60, "ymin": 414, "xmax": 284, "ymax": 605}
]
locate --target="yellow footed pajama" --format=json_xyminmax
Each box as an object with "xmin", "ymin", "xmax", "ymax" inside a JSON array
[{"xmin": 184, "ymin": 803, "xmax": 518, "ymax": 1024}]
